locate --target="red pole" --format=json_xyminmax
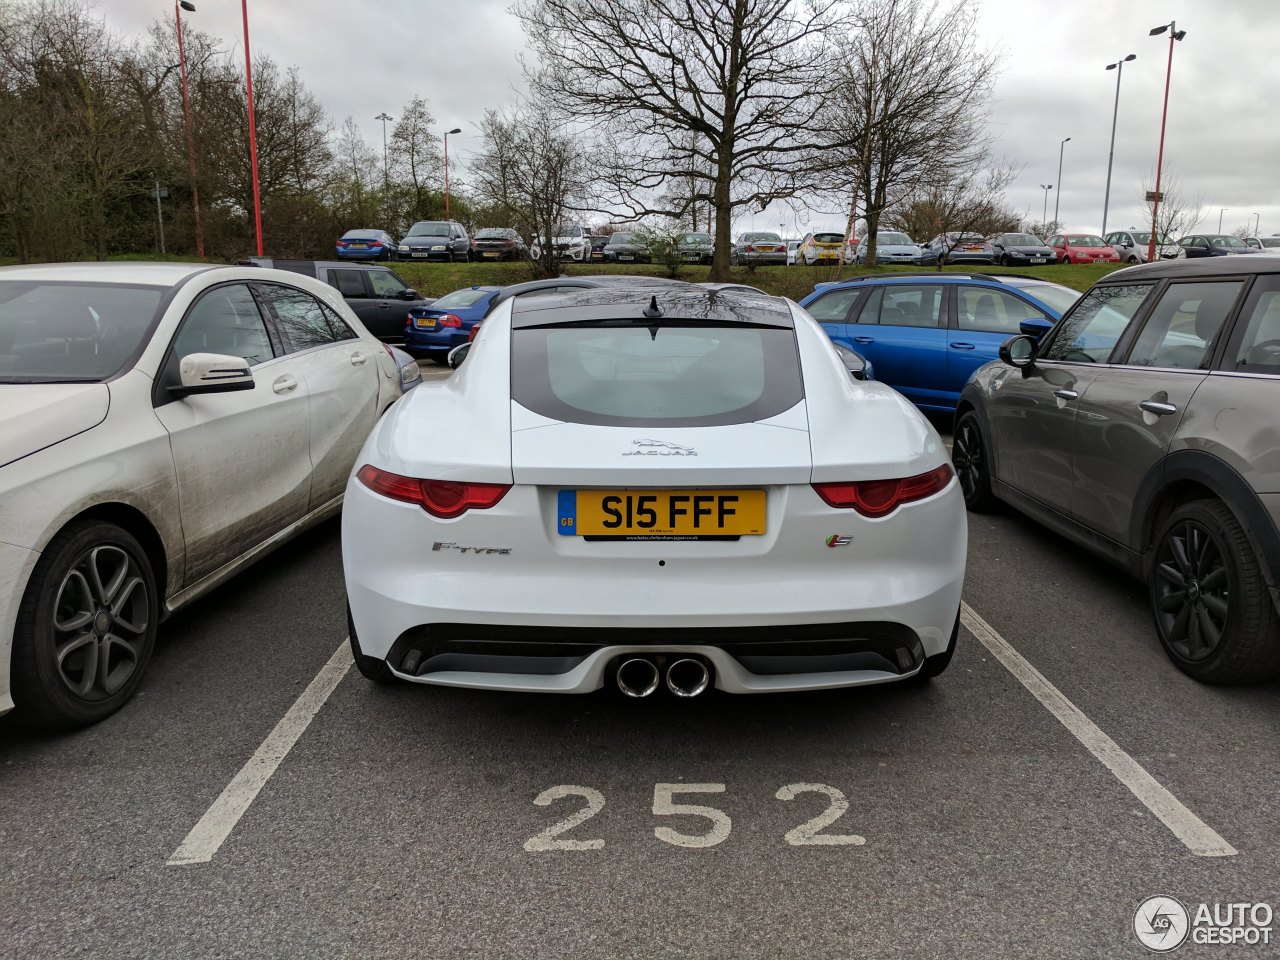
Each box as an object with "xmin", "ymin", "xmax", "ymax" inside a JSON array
[
  {"xmin": 241, "ymin": 0, "xmax": 264, "ymax": 256},
  {"xmin": 444, "ymin": 133, "xmax": 451, "ymax": 221},
  {"xmin": 175, "ymin": 3, "xmax": 204, "ymax": 258},
  {"xmin": 1147, "ymin": 27, "xmax": 1175, "ymax": 264}
]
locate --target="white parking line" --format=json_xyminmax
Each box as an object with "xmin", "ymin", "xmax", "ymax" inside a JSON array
[
  {"xmin": 960, "ymin": 601, "xmax": 1237, "ymax": 858},
  {"xmin": 167, "ymin": 639, "xmax": 353, "ymax": 866}
]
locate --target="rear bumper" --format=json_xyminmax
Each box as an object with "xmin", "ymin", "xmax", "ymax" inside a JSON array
[{"xmin": 404, "ymin": 329, "xmax": 468, "ymax": 353}]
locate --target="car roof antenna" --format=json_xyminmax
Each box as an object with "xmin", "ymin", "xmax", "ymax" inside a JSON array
[{"xmin": 641, "ymin": 294, "xmax": 664, "ymax": 339}]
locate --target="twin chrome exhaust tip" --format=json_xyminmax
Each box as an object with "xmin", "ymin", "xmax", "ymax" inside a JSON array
[{"xmin": 615, "ymin": 657, "xmax": 710, "ymax": 698}]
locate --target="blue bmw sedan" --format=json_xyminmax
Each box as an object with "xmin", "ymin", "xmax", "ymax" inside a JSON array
[
  {"xmin": 403, "ymin": 285, "xmax": 502, "ymax": 363},
  {"xmin": 798, "ymin": 273, "xmax": 1080, "ymax": 412}
]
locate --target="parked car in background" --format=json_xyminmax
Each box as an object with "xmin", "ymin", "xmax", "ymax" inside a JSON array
[
  {"xmin": 589, "ymin": 236, "xmax": 610, "ymax": 261},
  {"xmin": 989, "ymin": 233, "xmax": 1057, "ymax": 266},
  {"xmin": 404, "ymin": 285, "xmax": 503, "ymax": 364},
  {"xmin": 854, "ymin": 232, "xmax": 923, "ymax": 265},
  {"xmin": 470, "ymin": 228, "xmax": 526, "ymax": 262},
  {"xmin": 677, "ymin": 232, "xmax": 714, "ymax": 264},
  {"xmin": 0, "ymin": 262, "xmax": 405, "ymax": 728},
  {"xmin": 956, "ymin": 257, "xmax": 1280, "ymax": 685},
  {"xmin": 1105, "ymin": 229, "xmax": 1180, "ymax": 263},
  {"xmin": 730, "ymin": 231, "xmax": 787, "ymax": 266},
  {"xmin": 238, "ymin": 259, "xmax": 433, "ymax": 343},
  {"xmin": 1049, "ymin": 234, "xmax": 1121, "ymax": 264},
  {"xmin": 786, "ymin": 240, "xmax": 801, "ymax": 265},
  {"xmin": 549, "ymin": 223, "xmax": 593, "ymax": 262},
  {"xmin": 603, "ymin": 232, "xmax": 652, "ymax": 264},
  {"xmin": 798, "ymin": 231, "xmax": 845, "ymax": 266},
  {"xmin": 1243, "ymin": 236, "xmax": 1280, "ymax": 252},
  {"xmin": 1178, "ymin": 234, "xmax": 1262, "ymax": 258},
  {"xmin": 923, "ymin": 233, "xmax": 995, "ymax": 266},
  {"xmin": 398, "ymin": 221, "xmax": 471, "ymax": 262},
  {"xmin": 336, "ymin": 229, "xmax": 397, "ymax": 261},
  {"xmin": 344, "ymin": 284, "xmax": 965, "ymax": 696},
  {"xmin": 798, "ymin": 272, "xmax": 1075, "ymax": 411}
]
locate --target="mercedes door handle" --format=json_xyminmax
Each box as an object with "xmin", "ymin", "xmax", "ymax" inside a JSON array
[
  {"xmin": 950, "ymin": 342, "xmax": 976, "ymax": 350},
  {"xmin": 1139, "ymin": 399, "xmax": 1178, "ymax": 416},
  {"xmin": 350, "ymin": 352, "xmax": 368, "ymax": 366},
  {"xmin": 852, "ymin": 336, "xmax": 875, "ymax": 344},
  {"xmin": 272, "ymin": 375, "xmax": 298, "ymax": 394},
  {"xmin": 1053, "ymin": 388, "xmax": 1079, "ymax": 401}
]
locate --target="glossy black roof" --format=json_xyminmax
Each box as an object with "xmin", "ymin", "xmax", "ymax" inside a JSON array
[
  {"xmin": 1101, "ymin": 256, "xmax": 1280, "ymax": 282},
  {"xmin": 508, "ymin": 284, "xmax": 794, "ymax": 328}
]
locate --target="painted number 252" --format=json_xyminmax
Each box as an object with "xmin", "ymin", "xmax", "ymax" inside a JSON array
[{"xmin": 523, "ymin": 783, "xmax": 866, "ymax": 851}]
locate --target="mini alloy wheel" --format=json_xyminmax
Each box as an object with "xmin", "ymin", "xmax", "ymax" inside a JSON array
[{"xmin": 952, "ymin": 412, "xmax": 996, "ymax": 512}]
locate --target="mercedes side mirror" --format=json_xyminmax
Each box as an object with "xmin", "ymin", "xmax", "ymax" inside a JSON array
[
  {"xmin": 999, "ymin": 335, "xmax": 1037, "ymax": 369},
  {"xmin": 171, "ymin": 352, "xmax": 254, "ymax": 397}
]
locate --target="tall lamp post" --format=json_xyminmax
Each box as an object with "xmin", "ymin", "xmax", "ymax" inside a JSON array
[
  {"xmin": 443, "ymin": 127, "xmax": 461, "ymax": 220},
  {"xmin": 1053, "ymin": 137, "xmax": 1071, "ymax": 228},
  {"xmin": 375, "ymin": 112, "xmax": 393, "ymax": 198},
  {"xmin": 1218, "ymin": 208, "xmax": 1228, "ymax": 233},
  {"xmin": 1146, "ymin": 21, "xmax": 1187, "ymax": 263},
  {"xmin": 241, "ymin": 0, "xmax": 263, "ymax": 256},
  {"xmin": 1101, "ymin": 54, "xmax": 1136, "ymax": 237},
  {"xmin": 1253, "ymin": 213, "xmax": 1261, "ymax": 236},
  {"xmin": 1040, "ymin": 183, "xmax": 1053, "ymax": 231},
  {"xmin": 175, "ymin": 0, "xmax": 204, "ymax": 258}
]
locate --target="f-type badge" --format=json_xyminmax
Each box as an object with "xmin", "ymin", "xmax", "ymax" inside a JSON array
[
  {"xmin": 623, "ymin": 439, "xmax": 697, "ymax": 457},
  {"xmin": 825, "ymin": 534, "xmax": 853, "ymax": 548}
]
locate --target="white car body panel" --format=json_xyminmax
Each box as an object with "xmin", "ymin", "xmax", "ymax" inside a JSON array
[
  {"xmin": 344, "ymin": 288, "xmax": 967, "ymax": 694},
  {"xmin": 0, "ymin": 262, "xmax": 397, "ymax": 719}
]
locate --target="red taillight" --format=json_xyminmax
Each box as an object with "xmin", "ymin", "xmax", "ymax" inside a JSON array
[
  {"xmin": 438, "ymin": 313, "xmax": 462, "ymax": 327},
  {"xmin": 369, "ymin": 240, "xmax": 382, "ymax": 247},
  {"xmin": 336, "ymin": 240, "xmax": 348, "ymax": 247},
  {"xmin": 745, "ymin": 244, "xmax": 755, "ymax": 252},
  {"xmin": 357, "ymin": 465, "xmax": 510, "ymax": 519},
  {"xmin": 811, "ymin": 464, "xmax": 953, "ymax": 518}
]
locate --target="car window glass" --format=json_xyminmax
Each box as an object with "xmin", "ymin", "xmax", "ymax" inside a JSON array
[
  {"xmin": 330, "ymin": 270, "xmax": 367, "ymax": 298},
  {"xmin": 259, "ymin": 284, "xmax": 349, "ymax": 351},
  {"xmin": 957, "ymin": 287, "xmax": 1046, "ymax": 335},
  {"xmin": 804, "ymin": 289, "xmax": 860, "ymax": 323},
  {"xmin": 319, "ymin": 303, "xmax": 358, "ymax": 342},
  {"xmin": 1126, "ymin": 281, "xmax": 1241, "ymax": 369},
  {"xmin": 866, "ymin": 285, "xmax": 942, "ymax": 328},
  {"xmin": 367, "ymin": 270, "xmax": 407, "ymax": 298},
  {"xmin": 173, "ymin": 284, "xmax": 274, "ymax": 366},
  {"xmin": 1041, "ymin": 283, "xmax": 1154, "ymax": 363},
  {"xmin": 1232, "ymin": 282, "xmax": 1280, "ymax": 372}
]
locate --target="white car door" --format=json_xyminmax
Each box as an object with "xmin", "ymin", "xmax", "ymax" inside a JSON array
[
  {"xmin": 255, "ymin": 282, "xmax": 381, "ymax": 509},
  {"xmin": 152, "ymin": 282, "xmax": 313, "ymax": 585}
]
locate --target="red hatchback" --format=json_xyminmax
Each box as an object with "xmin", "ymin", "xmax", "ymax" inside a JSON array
[{"xmin": 1049, "ymin": 233, "xmax": 1120, "ymax": 264}]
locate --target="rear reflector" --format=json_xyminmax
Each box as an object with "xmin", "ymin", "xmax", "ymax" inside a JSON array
[
  {"xmin": 357, "ymin": 465, "xmax": 510, "ymax": 519},
  {"xmin": 812, "ymin": 464, "xmax": 954, "ymax": 518}
]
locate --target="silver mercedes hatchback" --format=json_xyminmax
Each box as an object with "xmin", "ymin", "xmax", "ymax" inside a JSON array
[{"xmin": 955, "ymin": 257, "xmax": 1280, "ymax": 684}]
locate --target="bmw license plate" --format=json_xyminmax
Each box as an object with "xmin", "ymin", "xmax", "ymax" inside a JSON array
[
  {"xmin": 414, "ymin": 317, "xmax": 436, "ymax": 328},
  {"xmin": 558, "ymin": 489, "xmax": 766, "ymax": 538},
  {"xmin": 350, "ymin": 243, "xmax": 366, "ymax": 249}
]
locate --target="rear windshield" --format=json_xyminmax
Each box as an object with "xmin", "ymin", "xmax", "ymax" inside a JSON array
[
  {"xmin": 342, "ymin": 230, "xmax": 382, "ymax": 240},
  {"xmin": 512, "ymin": 323, "xmax": 803, "ymax": 427},
  {"xmin": 742, "ymin": 232, "xmax": 782, "ymax": 242},
  {"xmin": 0, "ymin": 281, "xmax": 164, "ymax": 382},
  {"xmin": 813, "ymin": 233, "xmax": 843, "ymax": 243},
  {"xmin": 431, "ymin": 288, "xmax": 493, "ymax": 309},
  {"xmin": 475, "ymin": 228, "xmax": 511, "ymax": 239}
]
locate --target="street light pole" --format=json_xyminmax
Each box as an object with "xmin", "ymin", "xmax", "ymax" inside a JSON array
[
  {"xmin": 1147, "ymin": 21, "xmax": 1187, "ymax": 262},
  {"xmin": 241, "ymin": 0, "xmax": 264, "ymax": 257},
  {"xmin": 1040, "ymin": 184, "xmax": 1053, "ymax": 232},
  {"xmin": 443, "ymin": 127, "xmax": 461, "ymax": 220},
  {"xmin": 1219, "ymin": 208, "xmax": 1228, "ymax": 232},
  {"xmin": 1053, "ymin": 137, "xmax": 1071, "ymax": 228},
  {"xmin": 1101, "ymin": 54, "xmax": 1136, "ymax": 237},
  {"xmin": 375, "ymin": 112, "xmax": 393, "ymax": 199},
  {"xmin": 1254, "ymin": 212, "xmax": 1261, "ymax": 236},
  {"xmin": 175, "ymin": 0, "xmax": 204, "ymax": 257}
]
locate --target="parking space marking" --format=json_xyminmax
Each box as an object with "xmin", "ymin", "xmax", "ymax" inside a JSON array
[
  {"xmin": 960, "ymin": 601, "xmax": 1237, "ymax": 858},
  {"xmin": 167, "ymin": 639, "xmax": 352, "ymax": 866}
]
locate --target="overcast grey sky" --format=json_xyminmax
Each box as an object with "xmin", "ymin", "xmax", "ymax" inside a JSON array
[{"xmin": 101, "ymin": 0, "xmax": 1280, "ymax": 238}]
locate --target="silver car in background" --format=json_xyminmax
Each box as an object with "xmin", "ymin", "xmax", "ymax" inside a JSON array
[
  {"xmin": 853, "ymin": 231, "xmax": 923, "ymax": 265},
  {"xmin": 1105, "ymin": 229, "xmax": 1181, "ymax": 263},
  {"xmin": 955, "ymin": 257, "xmax": 1280, "ymax": 685},
  {"xmin": 730, "ymin": 231, "xmax": 787, "ymax": 266}
]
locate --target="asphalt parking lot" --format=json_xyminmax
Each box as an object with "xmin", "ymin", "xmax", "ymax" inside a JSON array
[{"xmin": 2, "ymin": 390, "xmax": 1277, "ymax": 960}]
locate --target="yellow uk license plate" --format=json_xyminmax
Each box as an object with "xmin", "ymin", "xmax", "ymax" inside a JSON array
[
  {"xmin": 558, "ymin": 489, "xmax": 766, "ymax": 537},
  {"xmin": 414, "ymin": 317, "xmax": 436, "ymax": 328}
]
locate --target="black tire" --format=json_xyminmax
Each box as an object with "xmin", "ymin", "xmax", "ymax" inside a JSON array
[
  {"xmin": 1062, "ymin": 255, "xmax": 1071, "ymax": 264},
  {"xmin": 953, "ymin": 411, "xmax": 998, "ymax": 512},
  {"xmin": 1149, "ymin": 500, "xmax": 1280, "ymax": 685},
  {"xmin": 11, "ymin": 520, "xmax": 159, "ymax": 729},
  {"xmin": 347, "ymin": 606, "xmax": 396, "ymax": 683},
  {"xmin": 996, "ymin": 254, "xmax": 1007, "ymax": 266},
  {"xmin": 906, "ymin": 610, "xmax": 959, "ymax": 685}
]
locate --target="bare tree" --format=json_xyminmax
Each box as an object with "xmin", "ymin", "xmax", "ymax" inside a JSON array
[
  {"xmin": 512, "ymin": 0, "xmax": 850, "ymax": 280},
  {"xmin": 469, "ymin": 103, "xmax": 591, "ymax": 278},
  {"xmin": 825, "ymin": 0, "xmax": 1001, "ymax": 266},
  {"xmin": 1138, "ymin": 171, "xmax": 1202, "ymax": 242},
  {"xmin": 884, "ymin": 159, "xmax": 1020, "ymax": 268}
]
